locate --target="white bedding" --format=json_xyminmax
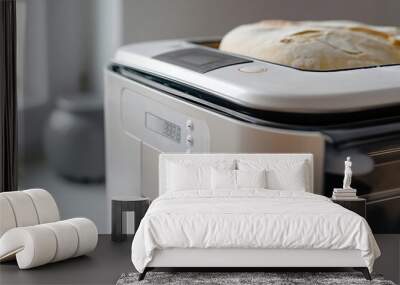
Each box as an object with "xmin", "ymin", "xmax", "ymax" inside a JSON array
[{"xmin": 131, "ymin": 190, "xmax": 380, "ymax": 273}]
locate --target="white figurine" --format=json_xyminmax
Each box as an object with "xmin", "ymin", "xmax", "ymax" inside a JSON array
[{"xmin": 343, "ymin": 156, "xmax": 353, "ymax": 189}]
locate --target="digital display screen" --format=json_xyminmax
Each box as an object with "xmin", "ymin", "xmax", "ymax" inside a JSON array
[
  {"xmin": 178, "ymin": 54, "xmax": 220, "ymax": 66},
  {"xmin": 145, "ymin": 112, "xmax": 181, "ymax": 143},
  {"xmin": 154, "ymin": 48, "xmax": 252, "ymax": 73}
]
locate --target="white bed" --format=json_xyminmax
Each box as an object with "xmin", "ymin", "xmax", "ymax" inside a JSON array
[{"xmin": 131, "ymin": 154, "xmax": 380, "ymax": 280}]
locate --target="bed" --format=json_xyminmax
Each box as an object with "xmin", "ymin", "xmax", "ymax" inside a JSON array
[{"xmin": 131, "ymin": 153, "xmax": 380, "ymax": 280}]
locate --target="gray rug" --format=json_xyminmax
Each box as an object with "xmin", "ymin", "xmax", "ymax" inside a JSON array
[{"xmin": 116, "ymin": 272, "xmax": 396, "ymax": 285}]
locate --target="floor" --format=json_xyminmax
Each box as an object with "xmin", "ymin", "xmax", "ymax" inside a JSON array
[
  {"xmin": 0, "ymin": 235, "xmax": 133, "ymax": 285},
  {"xmin": 1, "ymin": 235, "xmax": 398, "ymax": 285}
]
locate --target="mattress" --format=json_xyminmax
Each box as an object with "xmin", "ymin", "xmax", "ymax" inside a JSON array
[{"xmin": 131, "ymin": 190, "xmax": 380, "ymax": 273}]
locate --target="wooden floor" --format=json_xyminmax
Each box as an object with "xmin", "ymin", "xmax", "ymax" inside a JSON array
[{"xmin": 0, "ymin": 235, "xmax": 133, "ymax": 285}]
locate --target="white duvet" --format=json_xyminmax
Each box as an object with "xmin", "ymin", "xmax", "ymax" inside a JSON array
[{"xmin": 131, "ymin": 190, "xmax": 380, "ymax": 273}]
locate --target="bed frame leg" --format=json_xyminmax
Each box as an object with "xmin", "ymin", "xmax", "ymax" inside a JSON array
[
  {"xmin": 138, "ymin": 268, "xmax": 148, "ymax": 281},
  {"xmin": 354, "ymin": 267, "xmax": 371, "ymax": 280}
]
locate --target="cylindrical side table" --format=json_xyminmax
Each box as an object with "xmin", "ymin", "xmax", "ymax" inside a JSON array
[{"xmin": 111, "ymin": 196, "xmax": 150, "ymax": 242}]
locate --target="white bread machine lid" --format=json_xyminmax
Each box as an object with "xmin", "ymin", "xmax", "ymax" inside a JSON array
[{"xmin": 113, "ymin": 39, "xmax": 400, "ymax": 114}]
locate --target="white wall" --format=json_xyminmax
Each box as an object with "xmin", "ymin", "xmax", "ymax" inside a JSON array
[
  {"xmin": 88, "ymin": 0, "xmax": 122, "ymax": 94},
  {"xmin": 46, "ymin": 0, "xmax": 93, "ymax": 97},
  {"xmin": 17, "ymin": 0, "xmax": 49, "ymax": 161},
  {"xmin": 120, "ymin": 0, "xmax": 400, "ymax": 44},
  {"xmin": 45, "ymin": 0, "xmax": 121, "ymax": 95}
]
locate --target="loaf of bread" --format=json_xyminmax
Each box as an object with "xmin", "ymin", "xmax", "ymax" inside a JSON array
[{"xmin": 219, "ymin": 20, "xmax": 400, "ymax": 70}]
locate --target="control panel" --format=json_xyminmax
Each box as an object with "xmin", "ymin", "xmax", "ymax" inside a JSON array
[
  {"xmin": 185, "ymin": 120, "xmax": 194, "ymax": 153},
  {"xmin": 121, "ymin": 88, "xmax": 209, "ymax": 153},
  {"xmin": 154, "ymin": 48, "xmax": 252, "ymax": 73},
  {"xmin": 145, "ymin": 112, "xmax": 181, "ymax": 143}
]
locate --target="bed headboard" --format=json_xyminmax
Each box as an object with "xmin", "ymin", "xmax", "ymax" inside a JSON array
[{"xmin": 159, "ymin": 153, "xmax": 314, "ymax": 195}]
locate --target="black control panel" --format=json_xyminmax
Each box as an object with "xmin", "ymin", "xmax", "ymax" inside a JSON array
[{"xmin": 153, "ymin": 48, "xmax": 252, "ymax": 73}]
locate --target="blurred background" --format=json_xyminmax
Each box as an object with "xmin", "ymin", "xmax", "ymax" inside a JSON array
[{"xmin": 17, "ymin": 0, "xmax": 400, "ymax": 235}]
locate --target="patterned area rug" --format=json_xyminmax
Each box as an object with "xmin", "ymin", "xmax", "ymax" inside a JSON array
[{"xmin": 116, "ymin": 272, "xmax": 395, "ymax": 285}]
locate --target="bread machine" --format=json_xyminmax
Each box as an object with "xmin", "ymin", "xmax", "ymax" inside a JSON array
[{"xmin": 105, "ymin": 39, "xmax": 400, "ymax": 233}]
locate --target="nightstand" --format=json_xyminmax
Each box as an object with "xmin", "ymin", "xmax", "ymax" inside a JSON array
[
  {"xmin": 112, "ymin": 196, "xmax": 150, "ymax": 242},
  {"xmin": 331, "ymin": 197, "xmax": 366, "ymax": 218}
]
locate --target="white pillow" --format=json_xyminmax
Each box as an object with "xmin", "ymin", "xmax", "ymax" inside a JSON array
[
  {"xmin": 211, "ymin": 169, "xmax": 267, "ymax": 190},
  {"xmin": 238, "ymin": 159, "xmax": 308, "ymax": 191},
  {"xmin": 236, "ymin": 169, "xmax": 267, "ymax": 189},
  {"xmin": 266, "ymin": 161, "xmax": 307, "ymax": 191},
  {"xmin": 211, "ymin": 168, "xmax": 236, "ymax": 190},
  {"xmin": 166, "ymin": 159, "xmax": 236, "ymax": 192},
  {"xmin": 167, "ymin": 162, "xmax": 210, "ymax": 191}
]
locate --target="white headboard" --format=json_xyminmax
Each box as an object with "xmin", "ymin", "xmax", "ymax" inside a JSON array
[{"xmin": 159, "ymin": 153, "xmax": 314, "ymax": 195}]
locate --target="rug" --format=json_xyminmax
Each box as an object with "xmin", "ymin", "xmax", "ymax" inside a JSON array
[{"xmin": 116, "ymin": 271, "xmax": 396, "ymax": 285}]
